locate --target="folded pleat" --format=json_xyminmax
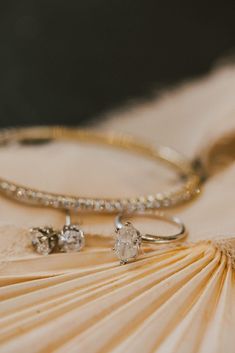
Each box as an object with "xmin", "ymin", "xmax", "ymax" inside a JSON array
[{"xmin": 0, "ymin": 241, "xmax": 234, "ymax": 353}]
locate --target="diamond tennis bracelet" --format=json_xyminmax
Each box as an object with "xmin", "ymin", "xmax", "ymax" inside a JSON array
[{"xmin": 0, "ymin": 126, "xmax": 201, "ymax": 213}]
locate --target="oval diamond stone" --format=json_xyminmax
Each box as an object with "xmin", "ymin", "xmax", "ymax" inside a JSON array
[
  {"xmin": 58, "ymin": 225, "xmax": 85, "ymax": 252},
  {"xmin": 114, "ymin": 223, "xmax": 142, "ymax": 263}
]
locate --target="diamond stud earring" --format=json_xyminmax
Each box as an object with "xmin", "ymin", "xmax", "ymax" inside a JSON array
[
  {"xmin": 31, "ymin": 226, "xmax": 57, "ymax": 255},
  {"xmin": 58, "ymin": 212, "xmax": 85, "ymax": 253},
  {"xmin": 31, "ymin": 212, "xmax": 85, "ymax": 255}
]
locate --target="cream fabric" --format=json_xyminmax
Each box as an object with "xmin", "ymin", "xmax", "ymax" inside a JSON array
[{"xmin": 0, "ymin": 65, "xmax": 235, "ymax": 352}]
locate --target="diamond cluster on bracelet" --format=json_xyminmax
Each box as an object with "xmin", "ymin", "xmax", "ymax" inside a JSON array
[{"xmin": 0, "ymin": 177, "xmax": 200, "ymax": 213}]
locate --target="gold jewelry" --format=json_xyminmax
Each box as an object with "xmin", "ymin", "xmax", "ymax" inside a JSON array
[
  {"xmin": 0, "ymin": 126, "xmax": 200, "ymax": 213},
  {"xmin": 114, "ymin": 212, "xmax": 187, "ymax": 264}
]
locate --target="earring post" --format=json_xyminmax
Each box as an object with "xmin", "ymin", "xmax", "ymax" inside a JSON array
[{"xmin": 65, "ymin": 211, "xmax": 71, "ymax": 226}]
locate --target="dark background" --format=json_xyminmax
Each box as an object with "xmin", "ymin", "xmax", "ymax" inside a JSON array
[{"xmin": 0, "ymin": 0, "xmax": 234, "ymax": 127}]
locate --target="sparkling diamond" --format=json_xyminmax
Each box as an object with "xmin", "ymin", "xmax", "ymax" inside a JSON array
[
  {"xmin": 114, "ymin": 223, "xmax": 142, "ymax": 263},
  {"xmin": 58, "ymin": 225, "xmax": 85, "ymax": 252},
  {"xmin": 16, "ymin": 188, "xmax": 25, "ymax": 199},
  {"xmin": 31, "ymin": 228, "xmax": 55, "ymax": 255}
]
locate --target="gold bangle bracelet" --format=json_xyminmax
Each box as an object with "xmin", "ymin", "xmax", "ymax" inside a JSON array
[{"xmin": 0, "ymin": 126, "xmax": 201, "ymax": 213}]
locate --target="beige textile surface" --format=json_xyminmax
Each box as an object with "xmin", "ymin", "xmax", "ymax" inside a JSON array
[{"xmin": 0, "ymin": 65, "xmax": 235, "ymax": 352}]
